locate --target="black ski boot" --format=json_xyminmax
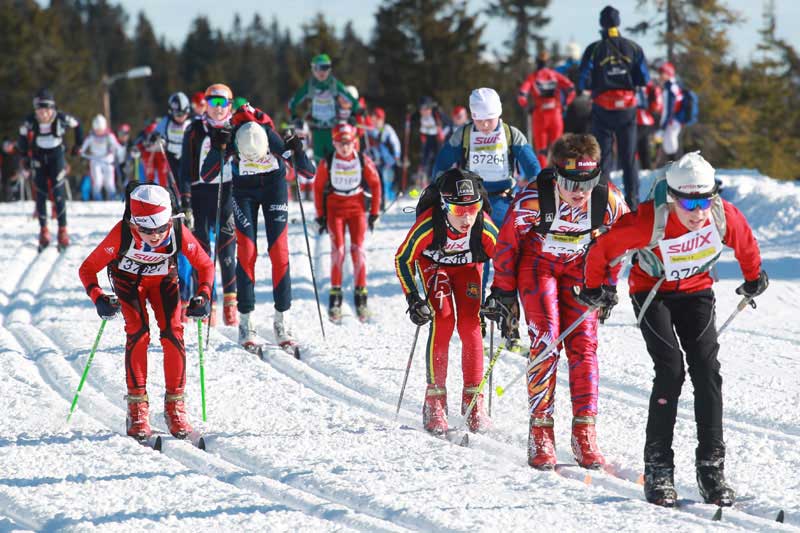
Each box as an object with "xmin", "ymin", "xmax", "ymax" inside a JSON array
[
  {"xmin": 354, "ymin": 286, "xmax": 368, "ymax": 322},
  {"xmin": 644, "ymin": 444, "xmax": 677, "ymax": 507},
  {"xmin": 328, "ymin": 287, "xmax": 343, "ymax": 324},
  {"xmin": 697, "ymin": 456, "xmax": 735, "ymax": 507}
]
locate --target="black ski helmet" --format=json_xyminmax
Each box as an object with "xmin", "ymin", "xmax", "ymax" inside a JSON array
[
  {"xmin": 33, "ymin": 88, "xmax": 55, "ymax": 109},
  {"xmin": 437, "ymin": 168, "xmax": 483, "ymax": 206}
]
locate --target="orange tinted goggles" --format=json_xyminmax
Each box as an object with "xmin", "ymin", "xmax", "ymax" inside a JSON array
[{"xmin": 443, "ymin": 200, "xmax": 482, "ymax": 217}]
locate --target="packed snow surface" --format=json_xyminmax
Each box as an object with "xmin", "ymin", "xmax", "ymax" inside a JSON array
[{"xmin": 0, "ymin": 170, "xmax": 797, "ymax": 532}]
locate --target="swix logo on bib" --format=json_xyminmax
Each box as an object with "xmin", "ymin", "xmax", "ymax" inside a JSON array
[
  {"xmin": 658, "ymin": 224, "xmax": 723, "ymax": 281},
  {"xmin": 468, "ymin": 126, "xmax": 509, "ymax": 183},
  {"xmin": 423, "ymin": 233, "xmax": 472, "ymax": 265},
  {"xmin": 166, "ymin": 122, "xmax": 188, "ymax": 157},
  {"xmin": 118, "ymin": 230, "xmax": 176, "ymax": 276},
  {"xmin": 542, "ymin": 208, "xmax": 592, "ymax": 257},
  {"xmin": 311, "ymin": 89, "xmax": 336, "ymax": 122},
  {"xmin": 330, "ymin": 156, "xmax": 362, "ymax": 194},
  {"xmin": 199, "ymin": 136, "xmax": 232, "ymax": 183},
  {"xmin": 239, "ymin": 154, "xmax": 279, "ymax": 176}
]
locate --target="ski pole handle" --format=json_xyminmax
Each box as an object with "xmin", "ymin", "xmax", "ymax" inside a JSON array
[{"xmin": 67, "ymin": 319, "xmax": 107, "ymax": 422}]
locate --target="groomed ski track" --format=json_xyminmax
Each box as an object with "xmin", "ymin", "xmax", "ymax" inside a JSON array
[{"xmin": 0, "ymin": 170, "xmax": 797, "ymax": 531}]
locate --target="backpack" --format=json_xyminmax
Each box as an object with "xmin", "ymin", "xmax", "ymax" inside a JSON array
[
  {"xmin": 675, "ymin": 86, "xmax": 699, "ymax": 126},
  {"xmin": 534, "ymin": 168, "xmax": 608, "ymax": 234}
]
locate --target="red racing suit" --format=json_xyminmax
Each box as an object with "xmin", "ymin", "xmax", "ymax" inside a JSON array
[
  {"xmin": 314, "ymin": 151, "xmax": 381, "ymax": 288},
  {"xmin": 79, "ymin": 221, "xmax": 214, "ymax": 396},
  {"xmin": 493, "ymin": 181, "xmax": 628, "ymax": 417},
  {"xmin": 137, "ymin": 122, "xmax": 170, "ymax": 189},
  {"xmin": 518, "ymin": 68, "xmax": 576, "ymax": 167},
  {"xmin": 395, "ymin": 208, "xmax": 498, "ymax": 387}
]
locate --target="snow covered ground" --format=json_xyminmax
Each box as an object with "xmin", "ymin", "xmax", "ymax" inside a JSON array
[{"xmin": 0, "ymin": 170, "xmax": 797, "ymax": 532}]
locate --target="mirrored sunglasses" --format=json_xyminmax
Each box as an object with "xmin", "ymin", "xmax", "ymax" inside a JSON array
[
  {"xmin": 556, "ymin": 174, "xmax": 601, "ymax": 192},
  {"xmin": 313, "ymin": 64, "xmax": 332, "ymax": 72},
  {"xmin": 674, "ymin": 196, "xmax": 713, "ymax": 211},
  {"xmin": 205, "ymin": 96, "xmax": 230, "ymax": 108},
  {"xmin": 137, "ymin": 222, "xmax": 170, "ymax": 235},
  {"xmin": 443, "ymin": 200, "xmax": 482, "ymax": 217}
]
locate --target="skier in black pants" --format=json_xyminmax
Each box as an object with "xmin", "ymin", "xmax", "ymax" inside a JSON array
[
  {"xmin": 230, "ymin": 115, "xmax": 314, "ymax": 352},
  {"xmin": 18, "ymin": 88, "xmax": 83, "ymax": 251}
]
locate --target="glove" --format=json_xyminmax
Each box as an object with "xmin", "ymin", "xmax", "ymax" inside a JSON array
[
  {"xmin": 182, "ymin": 207, "xmax": 194, "ymax": 231},
  {"xmin": 736, "ymin": 270, "xmax": 769, "ymax": 299},
  {"xmin": 130, "ymin": 147, "xmax": 141, "ymax": 159},
  {"xmin": 95, "ymin": 294, "xmax": 120, "ymax": 320},
  {"xmin": 315, "ymin": 216, "xmax": 327, "ymax": 234},
  {"xmin": 284, "ymin": 134, "xmax": 303, "ymax": 154},
  {"xmin": 147, "ymin": 132, "xmax": 163, "ymax": 146},
  {"xmin": 209, "ymin": 126, "xmax": 233, "ymax": 150},
  {"xmin": 186, "ymin": 293, "xmax": 211, "ymax": 319},
  {"xmin": 574, "ymin": 285, "xmax": 619, "ymax": 311},
  {"xmin": 70, "ymin": 145, "xmax": 80, "ymax": 157},
  {"xmin": 368, "ymin": 214, "xmax": 379, "ymax": 232},
  {"xmin": 406, "ymin": 293, "xmax": 432, "ymax": 326},
  {"xmin": 481, "ymin": 287, "xmax": 520, "ymax": 337}
]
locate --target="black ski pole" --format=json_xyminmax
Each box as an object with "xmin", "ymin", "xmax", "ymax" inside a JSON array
[
  {"xmin": 205, "ymin": 144, "xmax": 226, "ymax": 351},
  {"xmin": 291, "ymin": 146, "xmax": 326, "ymax": 340}
]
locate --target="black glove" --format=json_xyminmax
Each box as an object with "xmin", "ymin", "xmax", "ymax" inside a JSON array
[
  {"xmin": 406, "ymin": 292, "xmax": 432, "ymax": 326},
  {"xmin": 574, "ymin": 285, "xmax": 618, "ymax": 311},
  {"xmin": 186, "ymin": 293, "xmax": 211, "ymax": 319},
  {"xmin": 315, "ymin": 216, "xmax": 327, "ymax": 234},
  {"xmin": 736, "ymin": 270, "xmax": 769, "ymax": 298},
  {"xmin": 284, "ymin": 134, "xmax": 303, "ymax": 154},
  {"xmin": 368, "ymin": 214, "xmax": 379, "ymax": 232},
  {"xmin": 482, "ymin": 287, "xmax": 520, "ymax": 337},
  {"xmin": 147, "ymin": 131, "xmax": 163, "ymax": 145},
  {"xmin": 209, "ymin": 126, "xmax": 233, "ymax": 150},
  {"xmin": 95, "ymin": 294, "xmax": 120, "ymax": 320}
]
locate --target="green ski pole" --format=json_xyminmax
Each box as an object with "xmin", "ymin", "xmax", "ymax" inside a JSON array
[
  {"xmin": 197, "ymin": 319, "xmax": 207, "ymax": 422},
  {"xmin": 67, "ymin": 319, "xmax": 108, "ymax": 422}
]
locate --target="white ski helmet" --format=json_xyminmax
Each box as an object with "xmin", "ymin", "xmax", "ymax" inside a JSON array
[
  {"xmin": 168, "ymin": 91, "xmax": 191, "ymax": 116},
  {"xmin": 91, "ymin": 114, "xmax": 107, "ymax": 133},
  {"xmin": 129, "ymin": 184, "xmax": 173, "ymax": 228},
  {"xmin": 666, "ymin": 151, "xmax": 717, "ymax": 198},
  {"xmin": 235, "ymin": 122, "xmax": 269, "ymax": 161},
  {"xmin": 345, "ymin": 85, "xmax": 359, "ymax": 100},
  {"xmin": 566, "ymin": 41, "xmax": 582, "ymax": 61},
  {"xmin": 469, "ymin": 88, "xmax": 502, "ymax": 120}
]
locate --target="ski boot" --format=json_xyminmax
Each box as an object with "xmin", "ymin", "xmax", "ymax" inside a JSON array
[
  {"xmin": 423, "ymin": 385, "xmax": 448, "ymax": 435},
  {"xmin": 504, "ymin": 326, "xmax": 523, "ymax": 354},
  {"xmin": 461, "ymin": 386, "xmax": 491, "ymax": 432},
  {"xmin": 274, "ymin": 310, "xmax": 299, "ymax": 356},
  {"xmin": 57, "ymin": 226, "xmax": 69, "ymax": 252},
  {"xmin": 697, "ymin": 454, "xmax": 735, "ymax": 507},
  {"xmin": 38, "ymin": 226, "xmax": 51, "ymax": 252},
  {"xmin": 527, "ymin": 416, "xmax": 557, "ymax": 470},
  {"xmin": 354, "ymin": 286, "xmax": 369, "ymax": 322},
  {"xmin": 328, "ymin": 287, "xmax": 343, "ymax": 324},
  {"xmin": 126, "ymin": 393, "xmax": 152, "ymax": 442},
  {"xmin": 571, "ymin": 415, "xmax": 605, "ymax": 469},
  {"xmin": 644, "ymin": 444, "xmax": 678, "ymax": 507},
  {"xmin": 164, "ymin": 393, "xmax": 193, "ymax": 439},
  {"xmin": 238, "ymin": 311, "xmax": 260, "ymax": 354},
  {"xmin": 223, "ymin": 293, "xmax": 238, "ymax": 326}
]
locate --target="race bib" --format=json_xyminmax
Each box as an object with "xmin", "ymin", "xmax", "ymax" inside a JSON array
[
  {"xmin": 117, "ymin": 256, "xmax": 169, "ymax": 276},
  {"xmin": 118, "ymin": 232, "xmax": 176, "ymax": 276},
  {"xmin": 658, "ymin": 224, "xmax": 723, "ymax": 281},
  {"xmin": 198, "ymin": 136, "xmax": 232, "ymax": 183},
  {"xmin": 468, "ymin": 127, "xmax": 509, "ymax": 183},
  {"xmin": 330, "ymin": 156, "xmax": 362, "ymax": 194},
  {"xmin": 167, "ymin": 123, "xmax": 187, "ymax": 157},
  {"xmin": 239, "ymin": 154, "xmax": 279, "ymax": 176},
  {"xmin": 311, "ymin": 90, "xmax": 336, "ymax": 122},
  {"xmin": 419, "ymin": 114, "xmax": 438, "ymax": 135},
  {"xmin": 541, "ymin": 206, "xmax": 592, "ymax": 256}
]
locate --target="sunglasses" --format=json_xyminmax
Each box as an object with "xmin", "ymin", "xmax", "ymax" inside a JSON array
[
  {"xmin": 313, "ymin": 64, "xmax": 332, "ymax": 72},
  {"xmin": 443, "ymin": 200, "xmax": 482, "ymax": 217},
  {"xmin": 35, "ymin": 103, "xmax": 55, "ymax": 110},
  {"xmin": 137, "ymin": 222, "xmax": 170, "ymax": 235},
  {"xmin": 673, "ymin": 195, "xmax": 714, "ymax": 211},
  {"xmin": 205, "ymin": 96, "xmax": 231, "ymax": 108},
  {"xmin": 556, "ymin": 174, "xmax": 601, "ymax": 192}
]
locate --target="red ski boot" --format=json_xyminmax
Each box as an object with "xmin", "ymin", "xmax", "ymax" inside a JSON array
[
  {"xmin": 126, "ymin": 393, "xmax": 152, "ymax": 441},
  {"xmin": 164, "ymin": 393, "xmax": 193, "ymax": 439},
  {"xmin": 38, "ymin": 226, "xmax": 51, "ymax": 252},
  {"xmin": 57, "ymin": 226, "xmax": 69, "ymax": 251},
  {"xmin": 223, "ymin": 293, "xmax": 238, "ymax": 326},
  {"xmin": 571, "ymin": 415, "xmax": 606, "ymax": 469},
  {"xmin": 528, "ymin": 416, "xmax": 557, "ymax": 470},
  {"xmin": 461, "ymin": 386, "xmax": 492, "ymax": 433},
  {"xmin": 422, "ymin": 385, "xmax": 448, "ymax": 435}
]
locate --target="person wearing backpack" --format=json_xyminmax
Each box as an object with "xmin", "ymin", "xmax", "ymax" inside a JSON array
[
  {"xmin": 395, "ymin": 168, "xmax": 498, "ymax": 435},
  {"xmin": 657, "ymin": 61, "xmax": 685, "ymax": 162},
  {"xmin": 636, "ymin": 79, "xmax": 663, "ymax": 171},
  {"xmin": 314, "ymin": 123, "xmax": 382, "ymax": 323},
  {"xmin": 78, "ymin": 183, "xmax": 214, "ymax": 443},
  {"xmin": 577, "ymin": 5, "xmax": 650, "ymax": 211},
  {"xmin": 432, "ymin": 88, "xmax": 541, "ymax": 352},
  {"xmin": 483, "ymin": 133, "xmax": 629, "ymax": 470},
  {"xmin": 577, "ymin": 152, "xmax": 767, "ymax": 507}
]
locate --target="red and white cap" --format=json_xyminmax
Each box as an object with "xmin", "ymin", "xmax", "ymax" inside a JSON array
[
  {"xmin": 130, "ymin": 185, "xmax": 172, "ymax": 228},
  {"xmin": 332, "ymin": 123, "xmax": 357, "ymax": 143}
]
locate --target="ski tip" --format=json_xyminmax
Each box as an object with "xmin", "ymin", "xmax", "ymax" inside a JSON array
[
  {"xmin": 152, "ymin": 435, "xmax": 163, "ymax": 452},
  {"xmin": 197, "ymin": 436, "xmax": 206, "ymax": 451},
  {"xmin": 459, "ymin": 434, "xmax": 470, "ymax": 447},
  {"xmin": 294, "ymin": 346, "xmax": 301, "ymax": 359},
  {"xmin": 776, "ymin": 510, "xmax": 785, "ymax": 523},
  {"xmin": 636, "ymin": 473, "xmax": 645, "ymax": 485},
  {"xmin": 712, "ymin": 507, "xmax": 722, "ymax": 521}
]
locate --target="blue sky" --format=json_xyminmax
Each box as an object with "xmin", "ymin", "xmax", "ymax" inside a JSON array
[{"xmin": 114, "ymin": 0, "xmax": 799, "ymax": 64}]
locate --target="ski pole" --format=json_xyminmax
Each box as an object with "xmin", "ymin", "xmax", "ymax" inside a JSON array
[
  {"xmin": 400, "ymin": 110, "xmax": 411, "ymax": 192},
  {"xmin": 205, "ymin": 145, "xmax": 227, "ymax": 351},
  {"xmin": 495, "ymin": 305, "xmax": 596, "ymax": 397},
  {"xmin": 67, "ymin": 318, "xmax": 108, "ymax": 422},
  {"xmin": 290, "ymin": 147, "xmax": 326, "ymax": 340},
  {"xmin": 459, "ymin": 343, "xmax": 504, "ymax": 446},
  {"xmin": 717, "ymin": 295, "xmax": 755, "ymax": 336},
  {"xmin": 197, "ymin": 319, "xmax": 207, "ymax": 422},
  {"xmin": 488, "ymin": 321, "xmax": 494, "ymax": 416}
]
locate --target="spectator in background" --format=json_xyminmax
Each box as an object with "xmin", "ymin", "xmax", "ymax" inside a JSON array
[
  {"xmin": 1, "ymin": 140, "xmax": 24, "ymax": 201},
  {"xmin": 658, "ymin": 62, "xmax": 684, "ymax": 164},
  {"xmin": 636, "ymin": 78, "xmax": 663, "ymax": 171}
]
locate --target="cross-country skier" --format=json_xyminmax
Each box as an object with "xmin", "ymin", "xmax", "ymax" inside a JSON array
[
  {"xmin": 314, "ymin": 123, "xmax": 381, "ymax": 322},
  {"xmin": 579, "ymin": 152, "xmax": 767, "ymax": 507},
  {"xmin": 78, "ymin": 183, "xmax": 214, "ymax": 442},
  {"xmin": 153, "ymin": 92, "xmax": 192, "ymax": 195},
  {"xmin": 395, "ymin": 168, "xmax": 498, "ymax": 434},
  {"xmin": 230, "ymin": 106, "xmax": 315, "ymax": 352},
  {"xmin": 179, "ymin": 83, "xmax": 239, "ymax": 326},
  {"xmin": 18, "ymin": 88, "xmax": 83, "ymax": 251},
  {"xmin": 79, "ymin": 114, "xmax": 121, "ymax": 200},
  {"xmin": 484, "ymin": 133, "xmax": 629, "ymax": 470},
  {"xmin": 366, "ymin": 107, "xmax": 401, "ymax": 210}
]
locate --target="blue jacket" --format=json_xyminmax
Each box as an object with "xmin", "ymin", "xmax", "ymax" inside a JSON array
[{"xmin": 577, "ymin": 31, "xmax": 649, "ymax": 96}]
